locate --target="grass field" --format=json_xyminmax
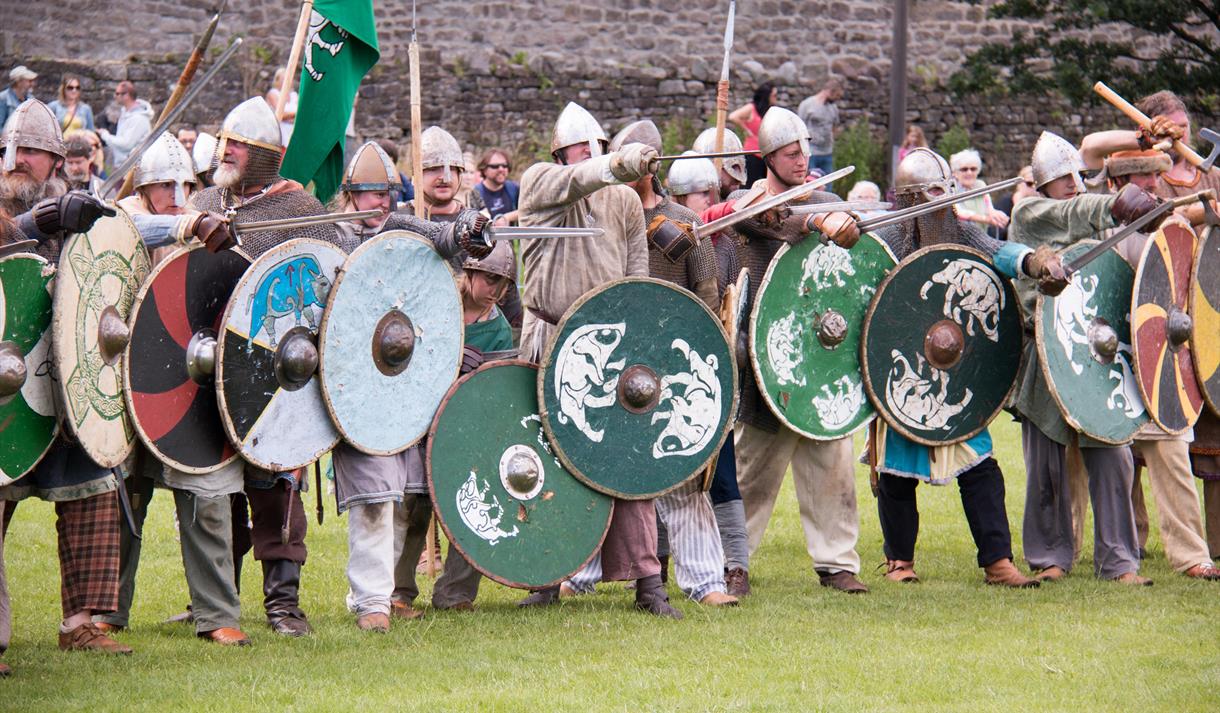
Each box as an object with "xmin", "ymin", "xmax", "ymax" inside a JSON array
[{"xmin": 2, "ymin": 417, "xmax": 1218, "ymax": 711}]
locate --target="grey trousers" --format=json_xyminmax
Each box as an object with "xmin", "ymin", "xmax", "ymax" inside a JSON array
[
  {"xmin": 431, "ymin": 542, "xmax": 483, "ymax": 608},
  {"xmin": 1021, "ymin": 422, "xmax": 1140, "ymax": 579},
  {"xmin": 173, "ymin": 490, "xmax": 241, "ymax": 633},
  {"xmin": 0, "ymin": 500, "xmax": 9, "ymax": 656}
]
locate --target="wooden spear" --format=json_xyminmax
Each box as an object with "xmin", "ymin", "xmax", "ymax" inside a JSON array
[
  {"xmin": 275, "ymin": 0, "xmax": 315, "ymax": 122},
  {"xmin": 712, "ymin": 0, "xmax": 736, "ymax": 172}
]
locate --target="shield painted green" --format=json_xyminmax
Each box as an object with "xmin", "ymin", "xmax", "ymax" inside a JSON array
[
  {"xmin": 1036, "ymin": 241, "xmax": 1149, "ymax": 444},
  {"xmin": 0, "ymin": 254, "xmax": 57, "ymax": 484},
  {"xmin": 539, "ymin": 278, "xmax": 736, "ymax": 499},
  {"xmin": 750, "ymin": 233, "xmax": 897, "ymax": 440},
  {"xmin": 428, "ymin": 361, "xmax": 613, "ymax": 589},
  {"xmin": 861, "ymin": 246, "xmax": 1022, "ymax": 445}
]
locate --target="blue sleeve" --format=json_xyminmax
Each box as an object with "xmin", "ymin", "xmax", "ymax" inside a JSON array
[
  {"xmin": 130, "ymin": 214, "xmax": 180, "ymax": 250},
  {"xmin": 992, "ymin": 241, "xmax": 1032, "ymax": 279},
  {"xmin": 84, "ymin": 104, "xmax": 95, "ymax": 131}
]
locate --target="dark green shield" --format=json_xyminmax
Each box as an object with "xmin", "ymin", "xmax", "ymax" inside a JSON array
[
  {"xmin": 861, "ymin": 246, "xmax": 1022, "ymax": 445},
  {"xmin": 0, "ymin": 254, "xmax": 57, "ymax": 485},
  {"xmin": 750, "ymin": 234, "xmax": 897, "ymax": 439},
  {"xmin": 428, "ymin": 361, "xmax": 613, "ymax": 589},
  {"xmin": 539, "ymin": 278, "xmax": 736, "ymax": 499},
  {"xmin": 1037, "ymin": 241, "xmax": 1149, "ymax": 444}
]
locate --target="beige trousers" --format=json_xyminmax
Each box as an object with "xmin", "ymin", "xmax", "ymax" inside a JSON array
[{"xmin": 734, "ymin": 423, "xmax": 860, "ymax": 574}]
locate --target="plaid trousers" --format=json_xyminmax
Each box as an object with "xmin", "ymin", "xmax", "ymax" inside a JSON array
[{"xmin": 55, "ymin": 491, "xmax": 121, "ymax": 618}]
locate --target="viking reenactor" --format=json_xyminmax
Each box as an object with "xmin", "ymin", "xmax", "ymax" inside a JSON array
[
  {"xmin": 513, "ymin": 101, "xmax": 680, "ymax": 617},
  {"xmin": 868, "ymin": 148, "xmax": 1059, "ymax": 587},
  {"xmin": 694, "ymin": 127, "xmax": 748, "ymax": 200},
  {"xmin": 1009, "ymin": 130, "xmax": 1165, "ymax": 585},
  {"xmin": 721, "ymin": 107, "xmax": 869, "ymax": 593}
]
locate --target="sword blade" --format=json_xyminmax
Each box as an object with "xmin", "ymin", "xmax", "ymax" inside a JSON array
[
  {"xmin": 99, "ymin": 38, "xmax": 243, "ymax": 198},
  {"xmin": 658, "ymin": 150, "xmax": 754, "ymax": 162},
  {"xmin": 487, "ymin": 226, "xmax": 605, "ymax": 242},
  {"xmin": 236, "ymin": 210, "xmax": 382, "ymax": 234},
  {"xmin": 855, "ymin": 177, "xmax": 1022, "ymax": 233},
  {"xmin": 1064, "ymin": 192, "xmax": 1207, "ymax": 275},
  {"xmin": 789, "ymin": 201, "xmax": 892, "ymax": 215},
  {"xmin": 695, "ymin": 165, "xmax": 856, "ymax": 238}
]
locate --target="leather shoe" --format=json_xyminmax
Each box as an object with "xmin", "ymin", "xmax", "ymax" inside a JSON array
[
  {"xmin": 357, "ymin": 613, "xmax": 390, "ymax": 633},
  {"xmin": 725, "ymin": 567, "xmax": 751, "ymax": 597},
  {"xmin": 93, "ymin": 622, "xmax": 123, "ymax": 634},
  {"xmin": 1111, "ymin": 572, "xmax": 1154, "ymax": 586},
  {"xmin": 199, "ymin": 627, "xmax": 251, "ymax": 646},
  {"xmin": 58, "ymin": 623, "xmax": 133, "ymax": 654},
  {"xmin": 1184, "ymin": 563, "xmax": 1220, "ymax": 581},
  {"xmin": 391, "ymin": 601, "xmax": 424, "ymax": 620},
  {"xmin": 699, "ymin": 591, "xmax": 739, "ymax": 607},
  {"xmin": 883, "ymin": 560, "xmax": 919, "ymax": 583},
  {"xmin": 635, "ymin": 574, "xmax": 683, "ymax": 619},
  {"xmin": 1034, "ymin": 565, "xmax": 1067, "ymax": 583},
  {"xmin": 439, "ymin": 601, "xmax": 475, "ymax": 612},
  {"xmin": 518, "ymin": 586, "xmax": 562, "ymax": 608},
  {"xmin": 819, "ymin": 570, "xmax": 869, "ymax": 594},
  {"xmin": 984, "ymin": 558, "xmax": 1040, "ymax": 588},
  {"xmin": 559, "ymin": 582, "xmax": 577, "ymax": 598},
  {"xmin": 268, "ymin": 613, "xmax": 312, "ymax": 637},
  {"xmin": 0, "ymin": 662, "xmax": 10, "ymax": 677}
]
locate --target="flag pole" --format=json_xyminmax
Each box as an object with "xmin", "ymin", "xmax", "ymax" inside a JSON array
[{"xmin": 276, "ymin": 0, "xmax": 314, "ymax": 122}]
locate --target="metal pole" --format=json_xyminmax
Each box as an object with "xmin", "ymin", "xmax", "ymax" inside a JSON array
[{"xmin": 888, "ymin": 0, "xmax": 909, "ymax": 187}]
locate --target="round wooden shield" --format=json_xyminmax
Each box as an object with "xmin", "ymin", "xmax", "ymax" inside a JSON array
[
  {"xmin": 1036, "ymin": 241, "xmax": 1149, "ymax": 444},
  {"xmin": 1132, "ymin": 223, "xmax": 1204, "ymax": 434},
  {"xmin": 538, "ymin": 278, "xmax": 737, "ymax": 499},
  {"xmin": 125, "ymin": 245, "xmax": 249, "ymax": 473},
  {"xmin": 319, "ymin": 231, "xmax": 463, "ymax": 456},
  {"xmin": 750, "ymin": 234, "xmax": 897, "ymax": 440},
  {"xmin": 428, "ymin": 360, "xmax": 613, "ymax": 589},
  {"xmin": 52, "ymin": 210, "xmax": 151, "ymax": 468},
  {"xmin": 0, "ymin": 253, "xmax": 57, "ymax": 484},
  {"xmin": 215, "ymin": 238, "xmax": 345, "ymax": 471},
  {"xmin": 861, "ymin": 246, "xmax": 1022, "ymax": 446},
  {"xmin": 1191, "ymin": 224, "xmax": 1220, "ymax": 417}
]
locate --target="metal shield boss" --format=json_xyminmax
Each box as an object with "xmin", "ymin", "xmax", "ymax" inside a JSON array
[
  {"xmin": 428, "ymin": 361, "xmax": 613, "ymax": 589},
  {"xmin": 52, "ymin": 209, "xmax": 151, "ymax": 468},
  {"xmin": 1191, "ymin": 224, "xmax": 1220, "ymax": 417},
  {"xmin": 1036, "ymin": 241, "xmax": 1149, "ymax": 444},
  {"xmin": 319, "ymin": 230, "xmax": 463, "ymax": 455},
  {"xmin": 216, "ymin": 238, "xmax": 344, "ymax": 471},
  {"xmin": 750, "ymin": 234, "xmax": 897, "ymax": 439},
  {"xmin": 125, "ymin": 245, "xmax": 249, "ymax": 472},
  {"xmin": 0, "ymin": 254, "xmax": 57, "ymax": 483},
  {"xmin": 1132, "ymin": 223, "xmax": 1204, "ymax": 433},
  {"xmin": 539, "ymin": 278, "xmax": 737, "ymax": 499},
  {"xmin": 862, "ymin": 246, "xmax": 1022, "ymax": 445}
]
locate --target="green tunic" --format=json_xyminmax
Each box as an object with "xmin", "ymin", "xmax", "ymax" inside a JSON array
[
  {"xmin": 1008, "ymin": 194, "xmax": 1118, "ymax": 446},
  {"xmin": 465, "ymin": 307, "xmax": 513, "ymax": 353}
]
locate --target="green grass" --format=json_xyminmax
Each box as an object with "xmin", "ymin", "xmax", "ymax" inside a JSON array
[{"xmin": 3, "ymin": 418, "xmax": 1219, "ymax": 711}]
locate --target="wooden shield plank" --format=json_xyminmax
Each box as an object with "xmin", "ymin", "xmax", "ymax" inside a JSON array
[
  {"xmin": 52, "ymin": 210, "xmax": 151, "ymax": 468},
  {"xmin": 1191, "ymin": 224, "xmax": 1220, "ymax": 417},
  {"xmin": 1036, "ymin": 241, "xmax": 1148, "ymax": 444},
  {"xmin": 428, "ymin": 361, "xmax": 613, "ymax": 589},
  {"xmin": 319, "ymin": 231, "xmax": 463, "ymax": 455},
  {"xmin": 1132, "ymin": 223, "xmax": 1203, "ymax": 434},
  {"xmin": 216, "ymin": 238, "xmax": 344, "ymax": 471},
  {"xmin": 539, "ymin": 278, "xmax": 737, "ymax": 500},
  {"xmin": 0, "ymin": 254, "xmax": 57, "ymax": 484},
  {"xmin": 750, "ymin": 234, "xmax": 897, "ymax": 440},
  {"xmin": 861, "ymin": 246, "xmax": 1022, "ymax": 446}
]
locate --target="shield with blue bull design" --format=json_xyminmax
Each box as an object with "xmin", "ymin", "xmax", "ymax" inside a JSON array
[{"xmin": 538, "ymin": 278, "xmax": 737, "ymax": 499}]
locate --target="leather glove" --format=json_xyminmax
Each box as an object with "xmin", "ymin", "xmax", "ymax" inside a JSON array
[
  {"xmin": 192, "ymin": 212, "xmax": 236, "ymax": 252},
  {"xmin": 1110, "ymin": 183, "xmax": 1166, "ymax": 228},
  {"xmin": 1024, "ymin": 244, "xmax": 1069, "ymax": 296},
  {"xmin": 460, "ymin": 345, "xmax": 485, "ymax": 375},
  {"xmin": 812, "ymin": 211, "xmax": 861, "ymax": 248},
  {"xmin": 757, "ymin": 204, "xmax": 792, "ymax": 230},
  {"xmin": 31, "ymin": 191, "xmax": 116, "ymax": 238},
  {"xmin": 609, "ymin": 143, "xmax": 660, "ymax": 183},
  {"xmin": 1138, "ymin": 115, "xmax": 1185, "ymax": 148},
  {"xmin": 456, "ymin": 210, "xmax": 492, "ymax": 259}
]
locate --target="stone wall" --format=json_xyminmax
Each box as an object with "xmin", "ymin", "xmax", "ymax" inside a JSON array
[{"xmin": 2, "ymin": 0, "xmax": 1208, "ymax": 183}]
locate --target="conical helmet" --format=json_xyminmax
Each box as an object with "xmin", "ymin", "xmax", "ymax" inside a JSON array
[
  {"xmin": 757, "ymin": 107, "xmax": 809, "ymax": 158},
  {"xmin": 1031, "ymin": 131, "xmax": 1086, "ymax": 193},
  {"xmin": 463, "ymin": 239, "xmax": 517, "ymax": 284},
  {"xmin": 420, "ymin": 126, "xmax": 464, "ymax": 183},
  {"xmin": 343, "ymin": 141, "xmax": 402, "ymax": 193},
  {"xmin": 609, "ymin": 119, "xmax": 663, "ymax": 153},
  {"xmin": 218, "ymin": 96, "xmax": 281, "ymax": 150},
  {"xmin": 550, "ymin": 102, "xmax": 607, "ymax": 159},
  {"xmin": 894, "ymin": 147, "xmax": 955, "ymax": 201},
  {"xmin": 192, "ymin": 131, "xmax": 217, "ymax": 174},
  {"xmin": 134, "ymin": 133, "xmax": 196, "ymax": 208},
  {"xmin": 2, "ymin": 99, "xmax": 65, "ymax": 172},
  {"xmin": 694, "ymin": 127, "xmax": 746, "ymax": 184},
  {"xmin": 666, "ymin": 153, "xmax": 719, "ymax": 197}
]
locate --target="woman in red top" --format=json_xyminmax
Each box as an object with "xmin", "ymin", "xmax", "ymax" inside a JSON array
[{"xmin": 729, "ymin": 83, "xmax": 776, "ymax": 186}]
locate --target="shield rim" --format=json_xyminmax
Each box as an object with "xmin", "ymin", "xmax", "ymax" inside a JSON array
[
  {"xmin": 215, "ymin": 237, "xmax": 343, "ymax": 472},
  {"xmin": 748, "ymin": 233, "xmax": 898, "ymax": 441},
  {"xmin": 537, "ymin": 276, "xmax": 739, "ymax": 500},
  {"xmin": 1191, "ymin": 224, "xmax": 1220, "ymax": 418},
  {"xmin": 1132, "ymin": 223, "xmax": 1201, "ymax": 435},
  {"xmin": 318, "ymin": 229, "xmax": 463, "ymax": 456},
  {"xmin": 1035, "ymin": 240, "xmax": 1141, "ymax": 445},
  {"xmin": 859, "ymin": 243, "xmax": 1023, "ymax": 447},
  {"xmin": 0, "ymin": 252, "xmax": 58, "ymax": 482},
  {"xmin": 51, "ymin": 208, "xmax": 147, "ymax": 468},
  {"xmin": 123, "ymin": 244, "xmax": 245, "ymax": 474},
  {"xmin": 0, "ymin": 240, "xmax": 38, "ymax": 260},
  {"xmin": 426, "ymin": 359, "xmax": 614, "ymax": 590}
]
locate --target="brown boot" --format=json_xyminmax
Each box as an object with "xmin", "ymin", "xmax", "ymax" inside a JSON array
[
  {"xmin": 58, "ymin": 623, "xmax": 133, "ymax": 654},
  {"xmin": 818, "ymin": 570, "xmax": 869, "ymax": 594},
  {"xmin": 357, "ymin": 613, "xmax": 391, "ymax": 633},
  {"xmin": 1034, "ymin": 565, "xmax": 1067, "ymax": 583},
  {"xmin": 983, "ymin": 558, "xmax": 1040, "ymax": 588},
  {"xmin": 199, "ymin": 627, "xmax": 252, "ymax": 646},
  {"xmin": 724, "ymin": 568, "xmax": 751, "ymax": 597},
  {"xmin": 390, "ymin": 601, "xmax": 424, "ymax": 620},
  {"xmin": 698, "ymin": 591, "xmax": 739, "ymax": 607},
  {"xmin": 883, "ymin": 560, "xmax": 919, "ymax": 583},
  {"xmin": 1110, "ymin": 571, "xmax": 1154, "ymax": 586}
]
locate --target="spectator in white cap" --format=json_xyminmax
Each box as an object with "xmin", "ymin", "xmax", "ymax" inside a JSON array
[{"xmin": 0, "ymin": 66, "xmax": 38, "ymax": 129}]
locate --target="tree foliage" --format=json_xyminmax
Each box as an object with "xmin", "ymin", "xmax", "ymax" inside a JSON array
[{"xmin": 950, "ymin": 1, "xmax": 1220, "ymax": 110}]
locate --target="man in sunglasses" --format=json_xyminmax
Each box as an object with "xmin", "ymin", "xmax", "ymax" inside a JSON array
[
  {"xmin": 470, "ymin": 148, "xmax": 519, "ymax": 226},
  {"xmin": 97, "ymin": 81, "xmax": 151, "ymax": 170}
]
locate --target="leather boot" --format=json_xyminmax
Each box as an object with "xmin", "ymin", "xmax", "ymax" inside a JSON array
[
  {"xmin": 725, "ymin": 567, "xmax": 751, "ymax": 597},
  {"xmin": 983, "ymin": 558, "xmax": 1040, "ymax": 588},
  {"xmin": 262, "ymin": 559, "xmax": 311, "ymax": 636},
  {"xmin": 659, "ymin": 555, "xmax": 669, "ymax": 584},
  {"xmin": 517, "ymin": 585, "xmax": 562, "ymax": 608},
  {"xmin": 635, "ymin": 574, "xmax": 683, "ymax": 619}
]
